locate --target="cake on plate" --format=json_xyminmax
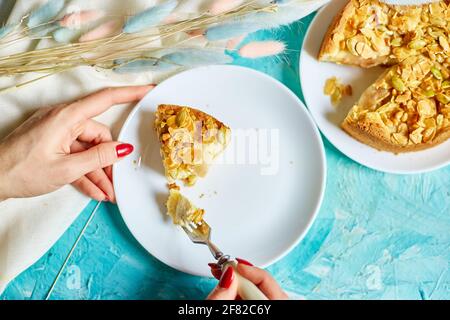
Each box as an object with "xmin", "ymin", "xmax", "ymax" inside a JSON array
[
  {"xmin": 166, "ymin": 189, "xmax": 205, "ymax": 227},
  {"xmin": 320, "ymin": 0, "xmax": 450, "ymax": 152},
  {"xmin": 155, "ymin": 104, "xmax": 231, "ymax": 185}
]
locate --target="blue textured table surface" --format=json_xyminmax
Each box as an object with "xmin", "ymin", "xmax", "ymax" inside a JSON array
[{"xmin": 1, "ymin": 7, "xmax": 450, "ymax": 300}]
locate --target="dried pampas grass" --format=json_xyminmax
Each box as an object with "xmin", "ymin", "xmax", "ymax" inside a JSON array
[{"xmin": 0, "ymin": 0, "xmax": 326, "ymax": 93}]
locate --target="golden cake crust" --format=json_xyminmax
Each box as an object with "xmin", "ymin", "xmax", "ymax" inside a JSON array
[
  {"xmin": 318, "ymin": 1, "xmax": 349, "ymax": 61},
  {"xmin": 342, "ymin": 117, "xmax": 450, "ymax": 153}
]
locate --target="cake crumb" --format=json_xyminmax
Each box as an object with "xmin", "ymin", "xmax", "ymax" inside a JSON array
[
  {"xmin": 168, "ymin": 183, "xmax": 180, "ymax": 191},
  {"xmin": 324, "ymin": 77, "xmax": 352, "ymax": 107}
]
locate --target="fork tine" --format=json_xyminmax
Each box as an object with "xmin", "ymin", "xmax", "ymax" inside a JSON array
[
  {"xmin": 181, "ymin": 218, "xmax": 211, "ymax": 244},
  {"xmin": 189, "ymin": 221, "xmax": 197, "ymax": 229}
]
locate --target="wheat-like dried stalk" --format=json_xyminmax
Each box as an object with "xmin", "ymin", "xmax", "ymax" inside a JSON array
[{"xmin": 0, "ymin": 0, "xmax": 321, "ymax": 93}]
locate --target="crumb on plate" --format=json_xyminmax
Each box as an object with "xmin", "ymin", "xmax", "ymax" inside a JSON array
[{"xmin": 324, "ymin": 77, "xmax": 352, "ymax": 106}]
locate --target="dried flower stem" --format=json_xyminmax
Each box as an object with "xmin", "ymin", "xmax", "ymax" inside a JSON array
[{"xmin": 0, "ymin": 0, "xmax": 309, "ymax": 93}]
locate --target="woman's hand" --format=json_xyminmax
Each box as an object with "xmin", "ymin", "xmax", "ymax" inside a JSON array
[
  {"xmin": 0, "ymin": 85, "xmax": 154, "ymax": 202},
  {"xmin": 207, "ymin": 258, "xmax": 288, "ymax": 300}
]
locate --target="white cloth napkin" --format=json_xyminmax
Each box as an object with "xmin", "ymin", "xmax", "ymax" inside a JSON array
[{"xmin": 0, "ymin": 0, "xmax": 436, "ymax": 295}]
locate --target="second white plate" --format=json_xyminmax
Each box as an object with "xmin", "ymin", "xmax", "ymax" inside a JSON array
[{"xmin": 300, "ymin": 0, "xmax": 450, "ymax": 174}]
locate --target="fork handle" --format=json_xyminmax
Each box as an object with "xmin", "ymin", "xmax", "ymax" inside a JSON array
[
  {"xmin": 207, "ymin": 240, "xmax": 224, "ymax": 260},
  {"xmin": 225, "ymin": 261, "xmax": 269, "ymax": 301}
]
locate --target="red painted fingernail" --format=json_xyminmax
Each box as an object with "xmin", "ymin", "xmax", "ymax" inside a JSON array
[
  {"xmin": 236, "ymin": 258, "xmax": 253, "ymax": 267},
  {"xmin": 219, "ymin": 267, "xmax": 234, "ymax": 289},
  {"xmin": 116, "ymin": 143, "xmax": 134, "ymax": 158},
  {"xmin": 208, "ymin": 263, "xmax": 217, "ymax": 269}
]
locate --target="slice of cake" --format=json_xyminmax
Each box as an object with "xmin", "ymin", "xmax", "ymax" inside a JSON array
[
  {"xmin": 155, "ymin": 104, "xmax": 231, "ymax": 186},
  {"xmin": 319, "ymin": 0, "xmax": 450, "ymax": 68},
  {"xmin": 166, "ymin": 189, "xmax": 205, "ymax": 227},
  {"xmin": 342, "ymin": 55, "xmax": 450, "ymax": 152}
]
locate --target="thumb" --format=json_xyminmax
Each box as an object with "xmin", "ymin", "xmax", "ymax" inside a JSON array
[
  {"xmin": 67, "ymin": 142, "xmax": 134, "ymax": 179},
  {"xmin": 207, "ymin": 267, "xmax": 238, "ymax": 300}
]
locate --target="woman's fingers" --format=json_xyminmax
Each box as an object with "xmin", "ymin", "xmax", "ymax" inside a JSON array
[
  {"xmin": 61, "ymin": 86, "xmax": 152, "ymax": 189},
  {"xmin": 67, "ymin": 85, "xmax": 155, "ymax": 123},
  {"xmin": 77, "ymin": 119, "xmax": 113, "ymax": 145},
  {"xmin": 72, "ymin": 176, "xmax": 107, "ymax": 202},
  {"xmin": 76, "ymin": 119, "xmax": 116, "ymax": 197},
  {"xmin": 76, "ymin": 120, "xmax": 115, "ymax": 185},
  {"xmin": 207, "ymin": 267, "xmax": 239, "ymax": 300},
  {"xmin": 104, "ymin": 165, "xmax": 113, "ymax": 181},
  {"xmin": 208, "ymin": 260, "xmax": 288, "ymax": 300},
  {"xmin": 208, "ymin": 263, "xmax": 223, "ymax": 280},
  {"xmin": 86, "ymin": 169, "xmax": 116, "ymax": 203},
  {"xmin": 65, "ymin": 142, "xmax": 134, "ymax": 182},
  {"xmin": 236, "ymin": 264, "xmax": 288, "ymax": 300},
  {"xmin": 70, "ymin": 140, "xmax": 116, "ymax": 202}
]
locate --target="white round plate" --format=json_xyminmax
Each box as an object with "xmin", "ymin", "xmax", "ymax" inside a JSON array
[
  {"xmin": 300, "ymin": 0, "xmax": 450, "ymax": 174},
  {"xmin": 114, "ymin": 65, "xmax": 326, "ymax": 277}
]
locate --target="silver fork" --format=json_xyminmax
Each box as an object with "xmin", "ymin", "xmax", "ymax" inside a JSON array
[{"xmin": 182, "ymin": 220, "xmax": 268, "ymax": 300}]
